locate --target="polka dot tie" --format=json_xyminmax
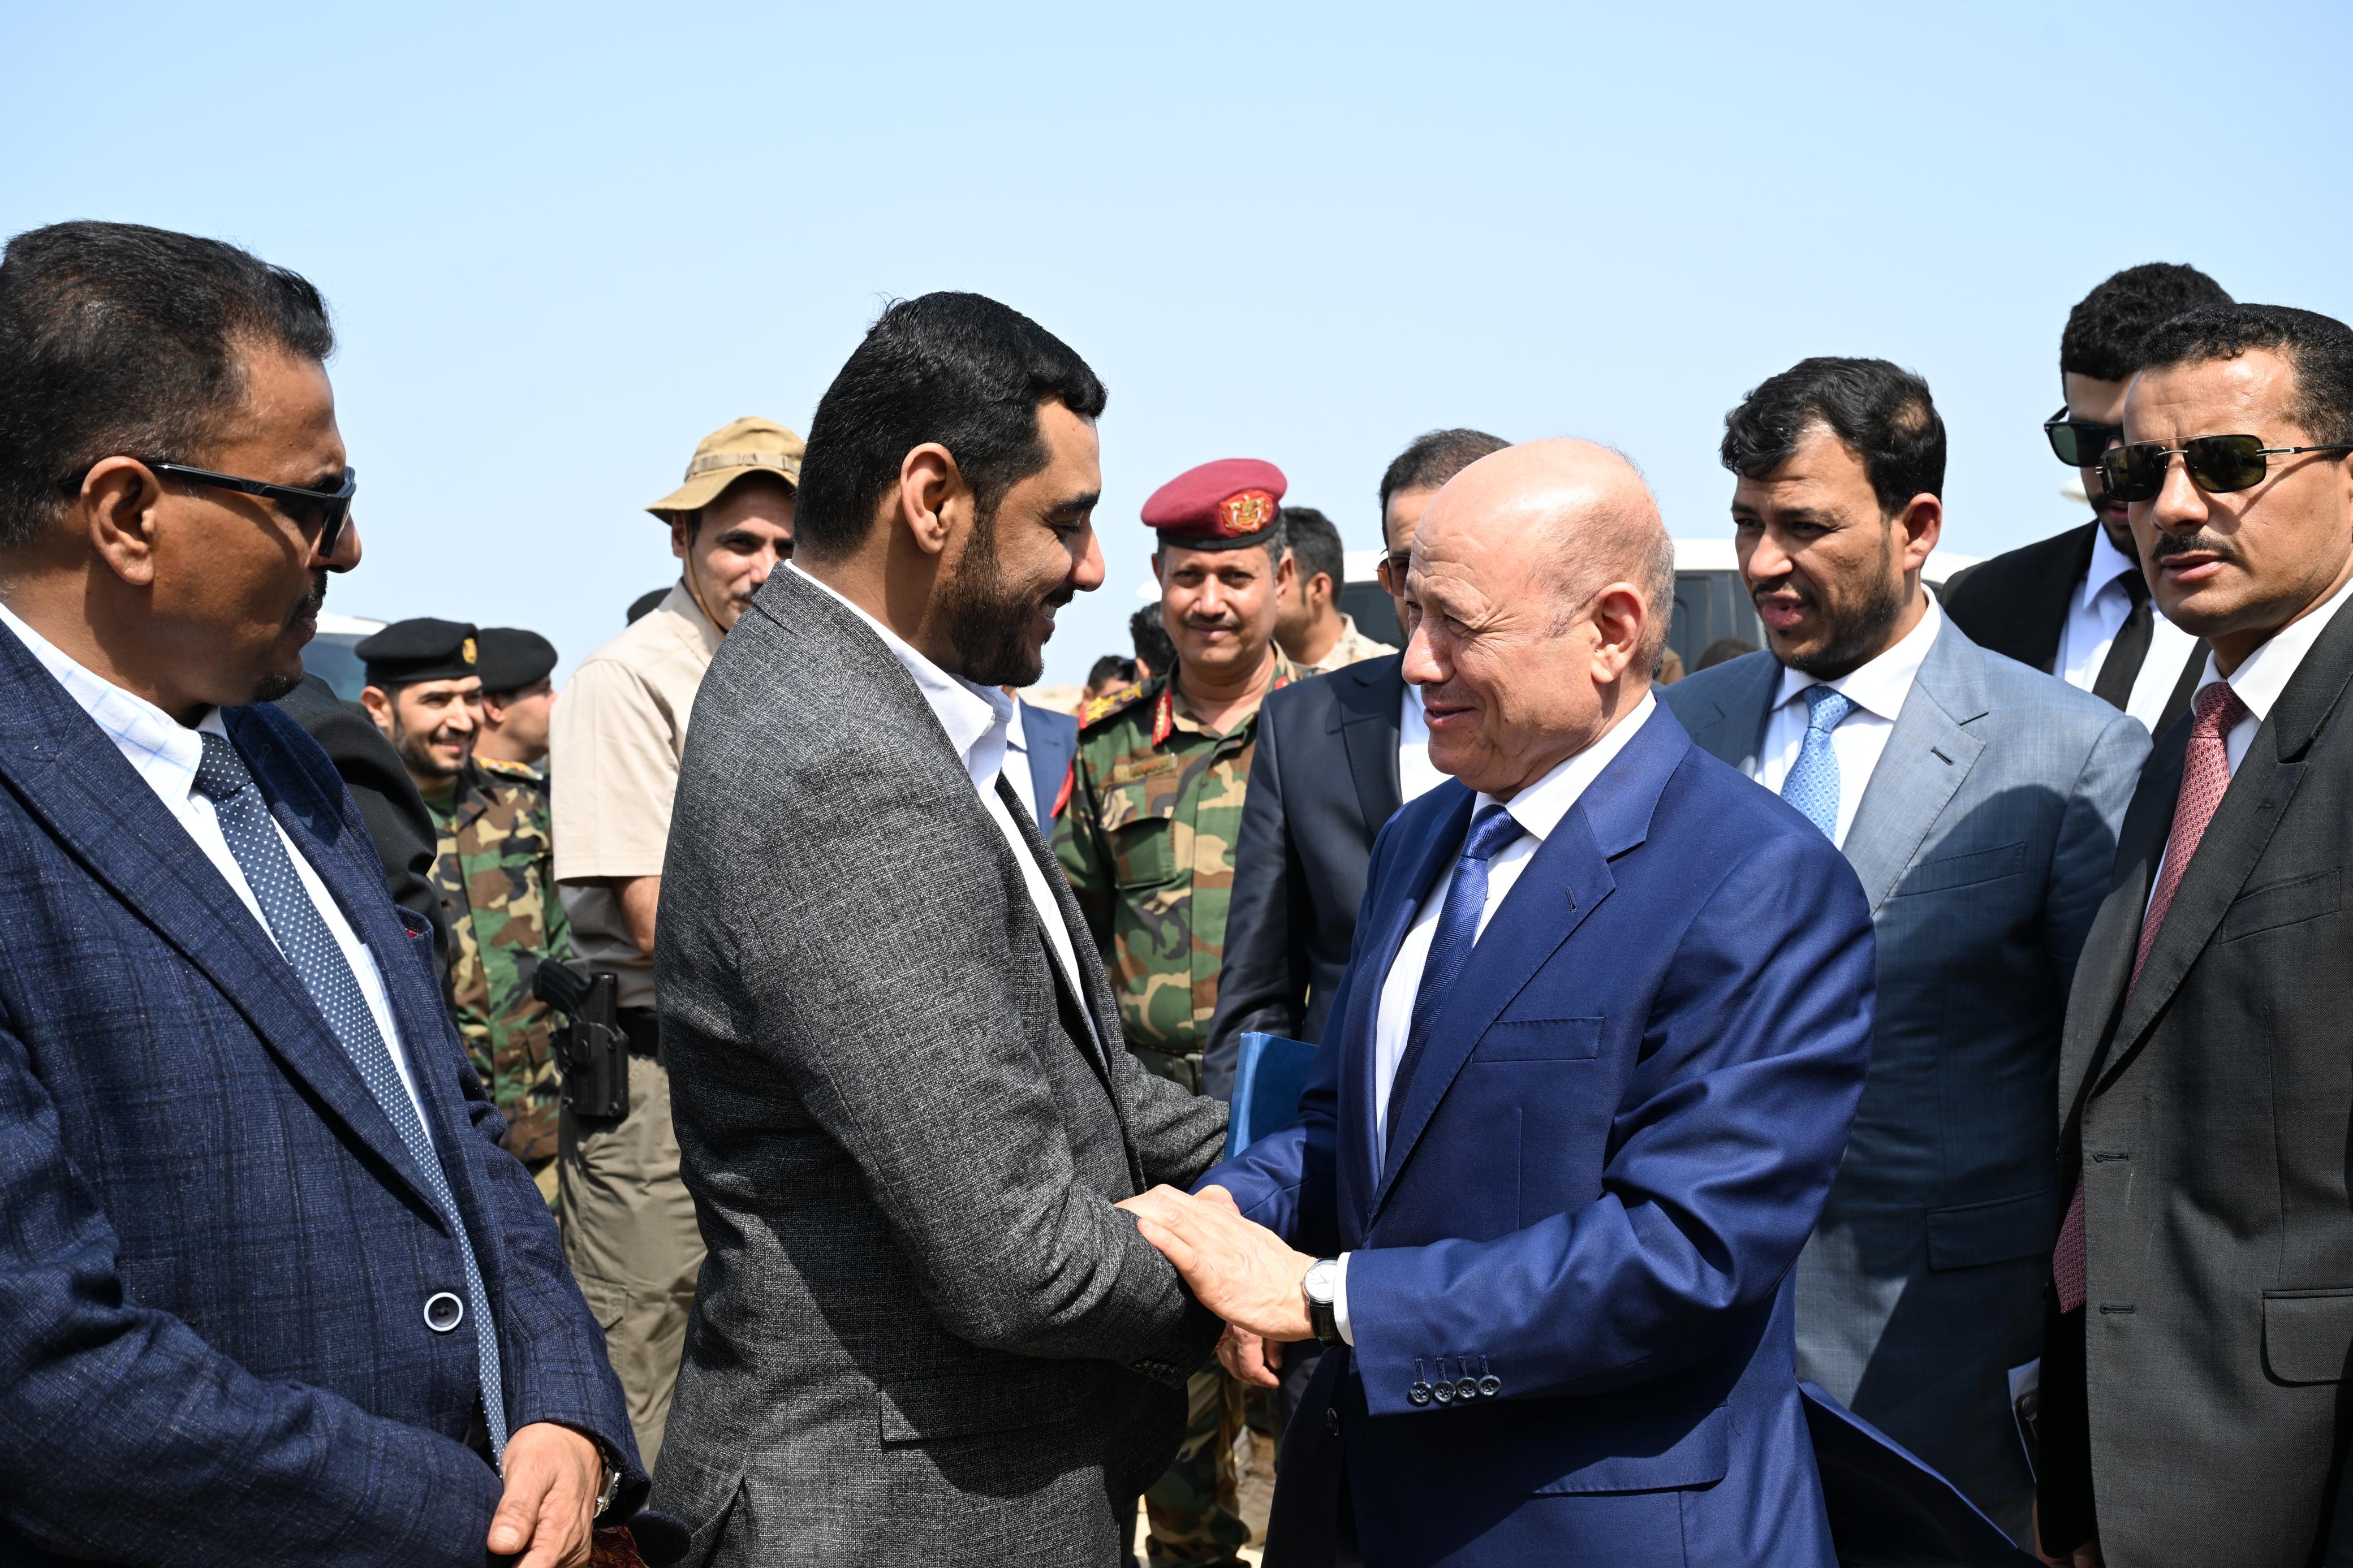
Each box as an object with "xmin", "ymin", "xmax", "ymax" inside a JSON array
[
  {"xmin": 1779, "ymin": 685, "xmax": 1857, "ymax": 842},
  {"xmin": 2051, "ymin": 680, "xmax": 2249, "ymax": 1314},
  {"xmin": 193, "ymin": 732, "xmax": 506, "ymax": 1456}
]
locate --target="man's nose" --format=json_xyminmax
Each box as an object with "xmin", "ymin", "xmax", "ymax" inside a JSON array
[
  {"xmin": 321, "ymin": 517, "xmax": 362, "ymax": 573},
  {"xmin": 1744, "ymin": 529, "xmax": 1792, "ymax": 586},
  {"xmin": 1071, "ymin": 529, "xmax": 1106, "ymax": 594},
  {"xmin": 2149, "ymin": 451, "xmax": 2208, "ymax": 533},
  {"xmin": 748, "ymin": 549, "xmax": 778, "ymax": 586},
  {"xmin": 1401, "ymin": 619, "xmax": 1444, "ymax": 686}
]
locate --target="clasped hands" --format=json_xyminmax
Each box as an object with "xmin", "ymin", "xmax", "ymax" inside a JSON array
[{"xmin": 1118, "ymin": 1184, "xmax": 1317, "ymax": 1388}]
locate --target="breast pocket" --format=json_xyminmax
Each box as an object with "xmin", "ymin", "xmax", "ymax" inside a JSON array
[
  {"xmin": 2220, "ymin": 867, "xmax": 2340, "ymax": 941},
  {"xmin": 1473, "ymin": 1017, "xmax": 1605, "ymax": 1062},
  {"xmin": 1101, "ymin": 776, "xmax": 1180, "ymax": 890},
  {"xmin": 1891, "ymin": 840, "xmax": 2027, "ymax": 899}
]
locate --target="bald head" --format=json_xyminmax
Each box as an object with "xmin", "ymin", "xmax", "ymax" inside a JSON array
[{"xmin": 1403, "ymin": 439, "xmax": 1673, "ymax": 798}]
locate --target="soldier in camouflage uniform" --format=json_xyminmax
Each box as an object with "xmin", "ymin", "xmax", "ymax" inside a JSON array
[
  {"xmin": 1054, "ymin": 459, "xmax": 1299, "ymax": 1568},
  {"xmin": 358, "ymin": 619, "xmax": 574, "ymax": 1211},
  {"xmin": 425, "ymin": 762, "xmax": 573, "ymax": 1208}
]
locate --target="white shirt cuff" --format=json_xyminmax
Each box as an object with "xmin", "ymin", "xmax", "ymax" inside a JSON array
[{"xmin": 1333, "ymin": 1252, "xmax": 1355, "ymax": 1346}]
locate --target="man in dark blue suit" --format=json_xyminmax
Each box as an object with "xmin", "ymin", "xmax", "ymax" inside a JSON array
[
  {"xmin": 0, "ymin": 222, "xmax": 643, "ymax": 1565},
  {"xmin": 1123, "ymin": 439, "xmax": 1877, "ymax": 1567}
]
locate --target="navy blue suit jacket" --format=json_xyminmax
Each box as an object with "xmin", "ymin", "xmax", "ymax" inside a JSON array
[
  {"xmin": 1019, "ymin": 700, "xmax": 1079, "ymax": 826},
  {"xmin": 1201, "ymin": 703, "xmax": 1876, "ymax": 1567},
  {"xmin": 0, "ymin": 636, "xmax": 639, "ymax": 1564}
]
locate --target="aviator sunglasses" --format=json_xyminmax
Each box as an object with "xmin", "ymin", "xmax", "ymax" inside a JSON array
[
  {"xmin": 2042, "ymin": 407, "xmax": 2122, "ymax": 468},
  {"xmin": 2096, "ymin": 436, "xmax": 2353, "ymax": 504},
  {"xmin": 61, "ymin": 460, "xmax": 358, "ymax": 560}
]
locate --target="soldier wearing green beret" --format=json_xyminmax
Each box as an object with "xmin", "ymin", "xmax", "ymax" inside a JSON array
[
  {"xmin": 1053, "ymin": 459, "xmax": 1299, "ymax": 1568},
  {"xmin": 358, "ymin": 617, "xmax": 572, "ymax": 1211}
]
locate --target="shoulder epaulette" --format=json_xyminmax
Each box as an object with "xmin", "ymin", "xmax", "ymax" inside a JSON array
[{"xmin": 1080, "ymin": 676, "xmax": 1157, "ymax": 731}]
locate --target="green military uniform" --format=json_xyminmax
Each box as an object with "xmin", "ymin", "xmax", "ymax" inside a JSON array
[
  {"xmin": 424, "ymin": 761, "xmax": 572, "ymax": 1208},
  {"xmin": 1054, "ymin": 661, "xmax": 1296, "ymax": 1094}
]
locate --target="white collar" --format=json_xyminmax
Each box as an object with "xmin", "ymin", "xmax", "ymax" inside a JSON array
[
  {"xmin": 2201, "ymin": 561, "xmax": 2353, "ymax": 726},
  {"xmin": 788, "ymin": 564, "xmax": 1011, "ymax": 783},
  {"xmin": 1472, "ymin": 690, "xmax": 1656, "ymax": 843},
  {"xmin": 0, "ymin": 600, "xmax": 229, "ymax": 794},
  {"xmin": 2081, "ymin": 527, "xmax": 2140, "ymax": 611},
  {"xmin": 1004, "ymin": 695, "xmax": 1031, "ymax": 755},
  {"xmin": 1773, "ymin": 593, "xmax": 1943, "ymax": 724}
]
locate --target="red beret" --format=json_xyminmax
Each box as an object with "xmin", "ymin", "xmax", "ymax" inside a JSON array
[{"xmin": 1141, "ymin": 458, "xmax": 1288, "ymax": 550}]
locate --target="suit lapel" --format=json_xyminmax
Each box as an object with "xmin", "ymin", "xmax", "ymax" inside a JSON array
[
  {"xmin": 1838, "ymin": 623, "xmax": 1990, "ymax": 913},
  {"xmin": 1335, "ymin": 656, "xmax": 1405, "ymax": 835},
  {"xmin": 1371, "ymin": 708, "xmax": 1687, "ymax": 1219},
  {"xmin": 1675, "ymin": 651, "xmax": 1779, "ymax": 773},
  {"xmin": 0, "ymin": 654, "xmax": 445, "ymax": 1213},
  {"xmin": 2058, "ymin": 726, "xmax": 2182, "ymax": 1122},
  {"xmin": 2091, "ymin": 606, "xmax": 2353, "ymax": 1094},
  {"xmin": 1350, "ymin": 784, "xmax": 1472, "ymax": 1194},
  {"xmin": 995, "ymin": 776, "xmax": 1121, "ymax": 1078},
  {"xmin": 2015, "ymin": 523, "xmax": 2098, "ymax": 675}
]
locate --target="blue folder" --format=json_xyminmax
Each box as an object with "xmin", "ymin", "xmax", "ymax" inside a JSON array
[{"xmin": 1223, "ymin": 1031, "xmax": 1318, "ymax": 1159}]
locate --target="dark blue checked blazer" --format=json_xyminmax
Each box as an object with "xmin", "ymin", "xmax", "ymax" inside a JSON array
[{"xmin": 0, "ymin": 629, "xmax": 640, "ymax": 1566}]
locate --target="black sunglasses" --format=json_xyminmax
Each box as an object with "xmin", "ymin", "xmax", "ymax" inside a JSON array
[
  {"xmin": 2096, "ymin": 435, "xmax": 2353, "ymax": 504},
  {"xmin": 62, "ymin": 460, "xmax": 358, "ymax": 559},
  {"xmin": 2043, "ymin": 407, "xmax": 2122, "ymax": 468}
]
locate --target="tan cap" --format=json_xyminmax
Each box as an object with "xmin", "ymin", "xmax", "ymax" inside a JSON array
[{"xmin": 646, "ymin": 416, "xmax": 805, "ymax": 519}]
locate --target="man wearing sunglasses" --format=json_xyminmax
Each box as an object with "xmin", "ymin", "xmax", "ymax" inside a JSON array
[
  {"xmin": 2038, "ymin": 303, "xmax": 2353, "ymax": 1568},
  {"xmin": 1945, "ymin": 264, "xmax": 2229, "ymax": 740},
  {"xmin": 0, "ymin": 223, "xmax": 651, "ymax": 1565}
]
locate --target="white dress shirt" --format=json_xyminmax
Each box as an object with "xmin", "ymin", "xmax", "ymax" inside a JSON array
[
  {"xmin": 790, "ymin": 566, "xmax": 1093, "ymax": 1031},
  {"xmin": 1755, "ymin": 596, "xmax": 1944, "ymax": 848},
  {"xmin": 0, "ymin": 602, "xmax": 432, "ymax": 1134},
  {"xmin": 1395, "ymin": 684, "xmax": 1447, "ymax": 805},
  {"xmin": 1330, "ymin": 692, "xmax": 1658, "ymax": 1341},
  {"xmin": 2056, "ymin": 526, "xmax": 2204, "ymax": 733},
  {"xmin": 2145, "ymin": 567, "xmax": 2353, "ymax": 901}
]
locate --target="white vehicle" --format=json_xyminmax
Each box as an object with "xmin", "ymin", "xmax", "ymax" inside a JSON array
[{"xmin": 301, "ymin": 611, "xmax": 387, "ymax": 702}]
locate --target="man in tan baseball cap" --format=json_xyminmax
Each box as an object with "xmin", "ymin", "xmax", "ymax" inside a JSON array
[{"xmin": 548, "ymin": 414, "xmax": 801, "ymax": 1466}]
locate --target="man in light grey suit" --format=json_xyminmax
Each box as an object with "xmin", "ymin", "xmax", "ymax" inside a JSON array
[
  {"xmin": 652, "ymin": 293, "xmax": 1227, "ymax": 1565},
  {"xmin": 1662, "ymin": 357, "xmax": 2148, "ymax": 1541}
]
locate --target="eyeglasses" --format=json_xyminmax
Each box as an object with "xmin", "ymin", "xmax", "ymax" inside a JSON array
[
  {"xmin": 1377, "ymin": 548, "xmax": 1412, "ymax": 584},
  {"xmin": 2096, "ymin": 435, "xmax": 2353, "ymax": 503},
  {"xmin": 2044, "ymin": 407, "xmax": 2122, "ymax": 468},
  {"xmin": 63, "ymin": 460, "xmax": 359, "ymax": 559}
]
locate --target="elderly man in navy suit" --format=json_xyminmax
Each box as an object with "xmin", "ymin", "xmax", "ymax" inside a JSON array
[
  {"xmin": 0, "ymin": 222, "xmax": 643, "ymax": 1565},
  {"xmin": 1122, "ymin": 440, "xmax": 1877, "ymax": 1567},
  {"xmin": 1662, "ymin": 358, "xmax": 2146, "ymax": 1542}
]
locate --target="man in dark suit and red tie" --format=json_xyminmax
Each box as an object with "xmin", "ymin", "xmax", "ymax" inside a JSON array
[
  {"xmin": 1124, "ymin": 439, "xmax": 1878, "ymax": 1567},
  {"xmin": 2036, "ymin": 303, "xmax": 2353, "ymax": 1567},
  {"xmin": 0, "ymin": 222, "xmax": 645, "ymax": 1566}
]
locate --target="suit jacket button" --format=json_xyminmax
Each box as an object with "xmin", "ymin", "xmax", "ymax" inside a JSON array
[
  {"xmin": 1454, "ymin": 1376, "xmax": 1479, "ymax": 1401},
  {"xmin": 423, "ymin": 1291, "xmax": 464, "ymax": 1333},
  {"xmin": 1408, "ymin": 1381, "xmax": 1434, "ymax": 1406},
  {"xmin": 1431, "ymin": 1380, "xmax": 1455, "ymax": 1404},
  {"xmin": 1477, "ymin": 1375, "xmax": 1502, "ymax": 1398}
]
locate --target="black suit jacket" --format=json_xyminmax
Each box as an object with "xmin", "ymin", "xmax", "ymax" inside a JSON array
[
  {"xmin": 272, "ymin": 672, "xmax": 449, "ymax": 969},
  {"xmin": 1204, "ymin": 655, "xmax": 1405, "ymax": 1100},
  {"xmin": 1942, "ymin": 520, "xmax": 2204, "ymax": 736},
  {"xmin": 2041, "ymin": 593, "xmax": 2353, "ymax": 1565}
]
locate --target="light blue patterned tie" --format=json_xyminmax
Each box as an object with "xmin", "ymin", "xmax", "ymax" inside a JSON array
[
  {"xmin": 1386, "ymin": 804, "xmax": 1527, "ymax": 1142},
  {"xmin": 1779, "ymin": 685, "xmax": 1856, "ymax": 841},
  {"xmin": 193, "ymin": 732, "xmax": 506, "ymax": 1456}
]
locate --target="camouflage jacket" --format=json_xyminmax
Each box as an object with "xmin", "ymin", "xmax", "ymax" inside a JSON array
[
  {"xmin": 425, "ymin": 763, "xmax": 572, "ymax": 1168},
  {"xmin": 1053, "ymin": 656, "xmax": 1296, "ymax": 1075}
]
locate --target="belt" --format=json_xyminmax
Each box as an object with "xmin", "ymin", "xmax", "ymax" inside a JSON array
[
  {"xmin": 1128, "ymin": 1043, "xmax": 1204, "ymax": 1095},
  {"xmin": 618, "ymin": 1008, "xmax": 661, "ymax": 1059}
]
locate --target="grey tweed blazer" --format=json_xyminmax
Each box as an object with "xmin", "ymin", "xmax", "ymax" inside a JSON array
[{"xmin": 651, "ymin": 566, "xmax": 1227, "ymax": 1567}]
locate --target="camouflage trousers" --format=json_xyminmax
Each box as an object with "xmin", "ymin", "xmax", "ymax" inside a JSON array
[{"xmin": 1140, "ymin": 1365, "xmax": 1249, "ymax": 1567}]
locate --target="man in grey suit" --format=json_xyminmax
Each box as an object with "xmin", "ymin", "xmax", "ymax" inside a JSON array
[
  {"xmin": 653, "ymin": 292, "xmax": 1227, "ymax": 1565},
  {"xmin": 2038, "ymin": 305, "xmax": 2353, "ymax": 1568},
  {"xmin": 1662, "ymin": 357, "xmax": 2147, "ymax": 1541}
]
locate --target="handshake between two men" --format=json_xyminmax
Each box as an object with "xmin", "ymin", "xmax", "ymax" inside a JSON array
[{"xmin": 1121, "ymin": 1185, "xmax": 1311, "ymax": 1389}]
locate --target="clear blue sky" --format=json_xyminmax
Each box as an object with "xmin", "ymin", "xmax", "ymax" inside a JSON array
[{"xmin": 10, "ymin": 1, "xmax": 2351, "ymax": 686}]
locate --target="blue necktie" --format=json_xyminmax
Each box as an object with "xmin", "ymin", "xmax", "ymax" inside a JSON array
[
  {"xmin": 1386, "ymin": 804, "xmax": 1527, "ymax": 1144},
  {"xmin": 193, "ymin": 732, "xmax": 506, "ymax": 1456},
  {"xmin": 1779, "ymin": 685, "xmax": 1856, "ymax": 841}
]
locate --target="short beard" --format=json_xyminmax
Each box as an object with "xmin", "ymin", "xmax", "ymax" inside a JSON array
[
  {"xmin": 394, "ymin": 725, "xmax": 467, "ymax": 780},
  {"xmin": 941, "ymin": 506, "xmax": 1053, "ymax": 688},
  {"xmin": 1782, "ymin": 527, "xmax": 1907, "ymax": 679},
  {"xmin": 252, "ymin": 569, "xmax": 330, "ymax": 705}
]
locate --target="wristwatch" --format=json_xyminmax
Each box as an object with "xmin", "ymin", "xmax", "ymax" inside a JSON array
[
  {"xmin": 594, "ymin": 1453, "xmax": 623, "ymax": 1518},
  {"xmin": 1302, "ymin": 1257, "xmax": 1344, "ymax": 1347}
]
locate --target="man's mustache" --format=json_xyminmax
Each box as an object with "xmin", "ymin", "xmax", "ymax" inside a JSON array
[
  {"xmin": 1182, "ymin": 615, "xmax": 1242, "ymax": 632},
  {"xmin": 288, "ymin": 571, "xmax": 327, "ymax": 627},
  {"xmin": 2150, "ymin": 529, "xmax": 2234, "ymax": 564}
]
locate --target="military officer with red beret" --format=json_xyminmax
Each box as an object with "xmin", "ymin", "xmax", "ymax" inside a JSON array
[{"xmin": 1054, "ymin": 458, "xmax": 1299, "ymax": 1567}]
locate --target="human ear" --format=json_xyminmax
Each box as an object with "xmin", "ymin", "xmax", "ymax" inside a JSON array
[
  {"xmin": 1897, "ymin": 493, "xmax": 1943, "ymax": 573},
  {"xmin": 83, "ymin": 458, "xmax": 166, "ymax": 589},
  {"xmin": 1588, "ymin": 582, "xmax": 1648, "ymax": 683},
  {"xmin": 896, "ymin": 444, "xmax": 963, "ymax": 558}
]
